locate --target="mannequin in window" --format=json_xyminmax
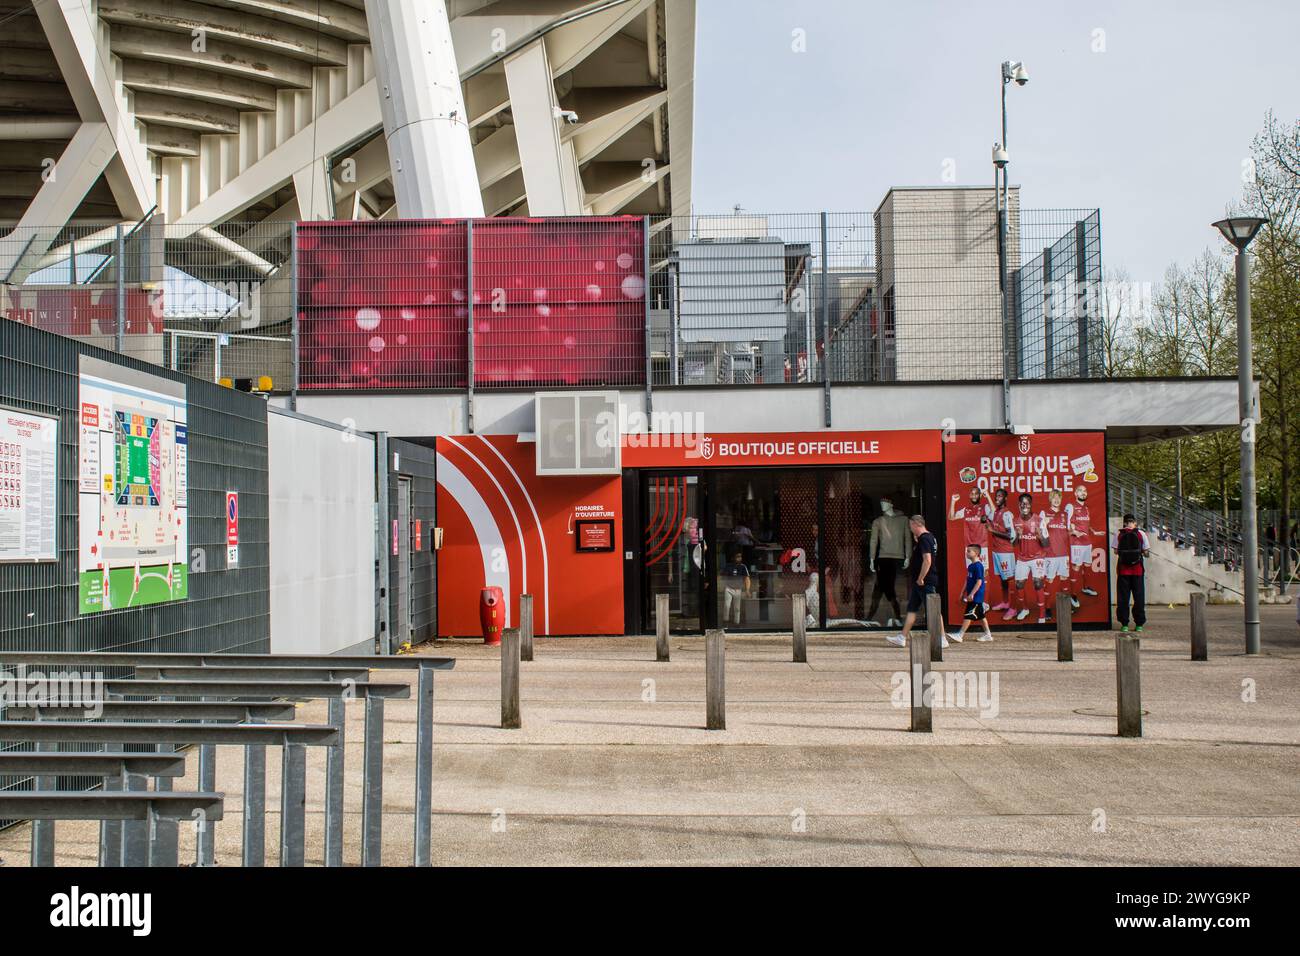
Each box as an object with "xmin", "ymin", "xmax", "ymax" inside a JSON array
[{"xmin": 867, "ymin": 497, "xmax": 909, "ymax": 626}]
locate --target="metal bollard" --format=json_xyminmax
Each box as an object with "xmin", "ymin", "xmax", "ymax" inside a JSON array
[
  {"xmin": 1116, "ymin": 634, "xmax": 1142, "ymax": 738},
  {"xmin": 501, "ymin": 627, "xmax": 521, "ymax": 729},
  {"xmin": 1190, "ymin": 592, "xmax": 1208, "ymax": 661},
  {"xmin": 655, "ymin": 593, "xmax": 670, "ymax": 662},
  {"xmin": 1056, "ymin": 593, "xmax": 1073, "ymax": 662},
  {"xmin": 925, "ymin": 592, "xmax": 944, "ymax": 663},
  {"xmin": 792, "ymin": 593, "xmax": 807, "ymax": 663},
  {"xmin": 909, "ymin": 630, "xmax": 932, "ymax": 732},
  {"xmin": 520, "ymin": 594, "xmax": 534, "ymax": 662},
  {"xmin": 705, "ymin": 628, "xmax": 726, "ymax": 730}
]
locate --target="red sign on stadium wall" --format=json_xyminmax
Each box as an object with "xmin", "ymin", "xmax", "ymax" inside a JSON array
[
  {"xmin": 621, "ymin": 429, "xmax": 943, "ymax": 469},
  {"xmin": 942, "ymin": 432, "xmax": 1109, "ymax": 628}
]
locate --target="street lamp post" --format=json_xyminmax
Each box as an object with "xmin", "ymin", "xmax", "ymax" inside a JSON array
[
  {"xmin": 1213, "ymin": 215, "xmax": 1269, "ymax": 655},
  {"xmin": 996, "ymin": 60, "xmax": 1027, "ymax": 429}
]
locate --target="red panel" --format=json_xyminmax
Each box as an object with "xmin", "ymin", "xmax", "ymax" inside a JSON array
[
  {"xmin": 296, "ymin": 217, "xmax": 644, "ymax": 390},
  {"xmin": 297, "ymin": 220, "xmax": 469, "ymax": 389},
  {"xmin": 436, "ymin": 435, "xmax": 624, "ymax": 637},
  {"xmin": 942, "ymin": 432, "xmax": 1108, "ymax": 627},
  {"xmin": 3, "ymin": 286, "xmax": 162, "ymax": 336},
  {"xmin": 471, "ymin": 218, "xmax": 645, "ymax": 388}
]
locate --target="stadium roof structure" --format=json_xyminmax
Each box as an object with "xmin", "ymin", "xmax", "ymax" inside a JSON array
[{"xmin": 0, "ymin": 0, "xmax": 695, "ymax": 236}]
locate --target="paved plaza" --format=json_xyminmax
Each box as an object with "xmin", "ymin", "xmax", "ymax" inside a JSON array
[{"xmin": 3, "ymin": 604, "xmax": 1297, "ymax": 867}]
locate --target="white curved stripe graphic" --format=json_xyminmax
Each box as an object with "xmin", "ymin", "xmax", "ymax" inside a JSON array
[
  {"xmin": 436, "ymin": 452, "xmax": 511, "ymax": 628},
  {"xmin": 477, "ymin": 437, "xmax": 551, "ymax": 635},
  {"xmin": 443, "ymin": 437, "xmax": 528, "ymax": 627}
]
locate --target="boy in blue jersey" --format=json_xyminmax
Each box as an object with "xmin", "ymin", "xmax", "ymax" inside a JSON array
[{"xmin": 949, "ymin": 544, "xmax": 993, "ymax": 643}]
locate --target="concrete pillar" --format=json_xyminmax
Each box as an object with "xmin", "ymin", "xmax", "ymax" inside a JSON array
[
  {"xmin": 503, "ymin": 39, "xmax": 584, "ymax": 215},
  {"xmin": 363, "ymin": 0, "xmax": 484, "ymax": 217}
]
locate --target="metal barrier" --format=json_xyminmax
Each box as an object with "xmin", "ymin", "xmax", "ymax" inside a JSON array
[
  {"xmin": 4, "ymin": 207, "xmax": 1104, "ymax": 403},
  {"xmin": 0, "ymin": 652, "xmax": 453, "ymax": 867}
]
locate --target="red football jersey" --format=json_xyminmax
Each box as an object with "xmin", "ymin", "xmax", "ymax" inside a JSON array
[
  {"xmin": 1044, "ymin": 508, "xmax": 1071, "ymax": 557},
  {"xmin": 1071, "ymin": 502, "xmax": 1093, "ymax": 536},
  {"xmin": 991, "ymin": 506, "xmax": 1015, "ymax": 554},
  {"xmin": 1014, "ymin": 514, "xmax": 1044, "ymax": 561},
  {"xmin": 956, "ymin": 502, "xmax": 990, "ymax": 547}
]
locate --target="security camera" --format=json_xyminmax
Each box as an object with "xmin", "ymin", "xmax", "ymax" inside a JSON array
[
  {"xmin": 992, "ymin": 143, "xmax": 1009, "ymax": 168},
  {"xmin": 1002, "ymin": 60, "xmax": 1029, "ymax": 86},
  {"xmin": 553, "ymin": 107, "xmax": 580, "ymax": 125}
]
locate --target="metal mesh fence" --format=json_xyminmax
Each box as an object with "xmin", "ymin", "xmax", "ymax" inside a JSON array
[
  {"xmin": 1014, "ymin": 209, "xmax": 1104, "ymax": 379},
  {"xmin": 4, "ymin": 203, "xmax": 1102, "ymax": 392},
  {"xmin": 1, "ymin": 216, "xmax": 294, "ymax": 388}
]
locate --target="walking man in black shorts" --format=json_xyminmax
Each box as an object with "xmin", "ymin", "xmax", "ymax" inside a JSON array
[{"xmin": 887, "ymin": 515, "xmax": 946, "ymax": 648}]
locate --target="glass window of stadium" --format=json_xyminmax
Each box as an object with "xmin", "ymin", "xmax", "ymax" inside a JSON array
[{"xmin": 644, "ymin": 467, "xmax": 925, "ymax": 632}]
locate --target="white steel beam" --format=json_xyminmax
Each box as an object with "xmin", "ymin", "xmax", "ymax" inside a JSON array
[
  {"xmin": 0, "ymin": 122, "xmax": 119, "ymax": 284},
  {"xmin": 503, "ymin": 40, "xmax": 582, "ymax": 215},
  {"xmin": 167, "ymin": 79, "xmax": 379, "ymax": 235},
  {"xmin": 293, "ymin": 157, "xmax": 334, "ymax": 220},
  {"xmin": 35, "ymin": 0, "xmax": 154, "ymax": 220},
  {"xmin": 363, "ymin": 0, "xmax": 483, "ymax": 217},
  {"xmin": 663, "ymin": 0, "xmax": 695, "ymax": 219}
]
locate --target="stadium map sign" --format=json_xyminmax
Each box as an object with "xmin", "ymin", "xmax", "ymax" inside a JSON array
[{"xmin": 77, "ymin": 356, "xmax": 188, "ymax": 614}]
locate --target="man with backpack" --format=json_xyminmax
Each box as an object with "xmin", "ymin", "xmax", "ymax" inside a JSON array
[{"xmin": 1112, "ymin": 513, "xmax": 1151, "ymax": 632}]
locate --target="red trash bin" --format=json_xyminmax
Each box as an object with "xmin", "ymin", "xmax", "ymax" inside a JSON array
[{"xmin": 479, "ymin": 586, "xmax": 504, "ymax": 645}]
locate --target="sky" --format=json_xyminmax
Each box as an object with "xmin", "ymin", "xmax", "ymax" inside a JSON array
[{"xmin": 690, "ymin": 0, "xmax": 1300, "ymax": 287}]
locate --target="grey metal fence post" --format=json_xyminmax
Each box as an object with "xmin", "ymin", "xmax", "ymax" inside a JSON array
[
  {"xmin": 243, "ymin": 717, "xmax": 267, "ymax": 867},
  {"xmin": 280, "ymin": 742, "xmax": 307, "ymax": 866},
  {"xmin": 290, "ymin": 221, "xmax": 300, "ymax": 411},
  {"xmin": 466, "ymin": 219, "xmax": 475, "ymax": 433},
  {"xmin": 120, "ymin": 768, "xmax": 150, "ymax": 866},
  {"xmin": 644, "ymin": 214, "xmax": 653, "ymax": 413},
  {"xmin": 31, "ymin": 740, "xmax": 55, "ymax": 867},
  {"xmin": 196, "ymin": 736, "xmax": 216, "ymax": 866},
  {"xmin": 820, "ymin": 212, "xmax": 831, "ymax": 427},
  {"xmin": 413, "ymin": 664, "xmax": 436, "ymax": 867},
  {"xmin": 361, "ymin": 695, "xmax": 385, "ymax": 866},
  {"xmin": 99, "ymin": 741, "xmax": 123, "ymax": 867},
  {"xmin": 324, "ymin": 697, "xmax": 344, "ymax": 867},
  {"xmin": 115, "ymin": 224, "xmax": 125, "ymax": 352}
]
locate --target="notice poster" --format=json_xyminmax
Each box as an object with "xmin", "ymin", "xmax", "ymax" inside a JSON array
[
  {"xmin": 77, "ymin": 356, "xmax": 188, "ymax": 614},
  {"xmin": 943, "ymin": 432, "xmax": 1109, "ymax": 627},
  {"xmin": 0, "ymin": 408, "xmax": 58, "ymax": 561}
]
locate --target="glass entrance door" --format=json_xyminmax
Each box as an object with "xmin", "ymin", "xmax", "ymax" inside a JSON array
[{"xmin": 643, "ymin": 474, "xmax": 706, "ymax": 633}]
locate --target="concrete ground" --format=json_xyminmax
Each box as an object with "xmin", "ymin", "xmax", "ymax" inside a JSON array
[{"xmin": 2, "ymin": 603, "xmax": 1297, "ymax": 866}]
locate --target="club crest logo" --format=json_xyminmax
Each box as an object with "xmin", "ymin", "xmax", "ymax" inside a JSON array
[{"xmin": 1017, "ymin": 436, "xmax": 1031, "ymax": 454}]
